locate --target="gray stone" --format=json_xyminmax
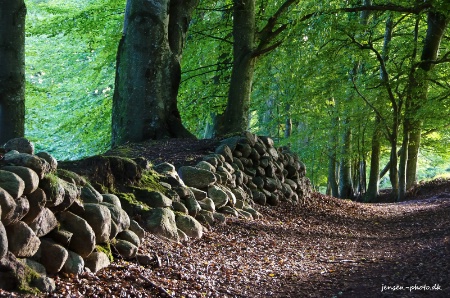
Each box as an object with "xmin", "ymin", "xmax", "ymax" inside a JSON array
[
  {"xmin": 129, "ymin": 220, "xmax": 146, "ymax": 240},
  {"xmin": 114, "ymin": 239, "xmax": 138, "ymax": 259},
  {"xmin": 39, "ymin": 175, "xmax": 65, "ymax": 207},
  {"xmin": 13, "ymin": 196, "xmax": 30, "ymax": 222},
  {"xmin": 84, "ymin": 252, "xmax": 110, "ymax": 273},
  {"xmin": 58, "ymin": 211, "xmax": 96, "ymax": 258},
  {"xmin": 215, "ymin": 144, "xmax": 233, "ymax": 163},
  {"xmin": 143, "ymin": 208, "xmax": 179, "ymax": 242},
  {"xmin": 237, "ymin": 209, "xmax": 253, "ymax": 220},
  {"xmin": 1, "ymin": 166, "xmax": 39, "ymax": 195},
  {"xmin": 252, "ymin": 190, "xmax": 266, "ymax": 205},
  {"xmin": 0, "ymin": 187, "xmax": 17, "ymax": 223},
  {"xmin": 3, "ymin": 152, "xmax": 50, "ymax": 179},
  {"xmin": 79, "ymin": 203, "xmax": 112, "ymax": 244},
  {"xmin": 207, "ymin": 185, "xmax": 228, "ymax": 209},
  {"xmin": 218, "ymin": 206, "xmax": 239, "ymax": 217},
  {"xmin": 27, "ymin": 207, "xmax": 58, "ymax": 237},
  {"xmin": 259, "ymin": 136, "xmax": 274, "ymax": 147},
  {"xmin": 184, "ymin": 195, "xmax": 201, "ymax": 217},
  {"xmin": 212, "ymin": 212, "xmax": 226, "ymax": 224},
  {"xmin": 202, "ymin": 155, "xmax": 219, "ymax": 168},
  {"xmin": 102, "ymin": 194, "xmax": 121, "ymax": 208},
  {"xmin": 38, "ymin": 239, "xmax": 69, "ymax": 274},
  {"xmin": 50, "ymin": 179, "xmax": 80, "ymax": 212},
  {"xmin": 219, "ymin": 136, "xmax": 241, "ymax": 151},
  {"xmin": 35, "ymin": 152, "xmax": 58, "ymax": 173},
  {"xmin": 31, "ymin": 276, "xmax": 56, "ymax": 293},
  {"xmin": 153, "ymin": 162, "xmax": 176, "ymax": 174},
  {"xmin": 236, "ymin": 143, "xmax": 252, "ymax": 158},
  {"xmin": 243, "ymin": 206, "xmax": 262, "ymax": 219},
  {"xmin": 137, "ymin": 190, "xmax": 172, "ymax": 208},
  {"xmin": 195, "ymin": 161, "xmax": 216, "ymax": 173},
  {"xmin": 175, "ymin": 213, "xmax": 203, "ymax": 239},
  {"xmin": 100, "ymin": 202, "xmax": 130, "ymax": 234},
  {"xmin": 178, "ymin": 166, "xmax": 216, "ymax": 189},
  {"xmin": 62, "ymin": 250, "xmax": 84, "ymax": 275},
  {"xmin": 136, "ymin": 254, "xmax": 155, "ymax": 266},
  {"xmin": 196, "ymin": 210, "xmax": 215, "ymax": 226},
  {"xmin": 80, "ymin": 184, "xmax": 103, "ymax": 203},
  {"xmin": 6, "ymin": 221, "xmax": 41, "ymax": 257},
  {"xmin": 48, "ymin": 228, "xmax": 73, "ymax": 246},
  {"xmin": 4, "ymin": 138, "xmax": 34, "ymax": 154},
  {"xmin": 198, "ymin": 198, "xmax": 215, "ymax": 212},
  {"xmin": 117, "ymin": 230, "xmax": 140, "ymax": 247},
  {"xmin": 189, "ymin": 187, "xmax": 207, "ymax": 200},
  {"xmin": 22, "ymin": 188, "xmax": 46, "ymax": 224},
  {"xmin": 0, "ymin": 221, "xmax": 7, "ymax": 260},
  {"xmin": 57, "ymin": 169, "xmax": 87, "ymax": 186},
  {"xmin": 0, "ymin": 170, "xmax": 25, "ymax": 199},
  {"xmin": 23, "ymin": 259, "xmax": 46, "ymax": 275},
  {"xmin": 177, "ymin": 228, "xmax": 189, "ymax": 242},
  {"xmin": 172, "ymin": 201, "xmax": 188, "ymax": 214}
]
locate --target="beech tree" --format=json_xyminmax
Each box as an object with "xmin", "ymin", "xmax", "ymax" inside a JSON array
[
  {"xmin": 111, "ymin": 0, "xmax": 198, "ymax": 146},
  {"xmin": 0, "ymin": 0, "xmax": 26, "ymax": 144}
]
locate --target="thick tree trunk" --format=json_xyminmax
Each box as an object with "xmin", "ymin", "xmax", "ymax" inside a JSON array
[
  {"xmin": 0, "ymin": 0, "xmax": 26, "ymax": 144},
  {"xmin": 214, "ymin": 0, "xmax": 256, "ymax": 136},
  {"xmin": 404, "ymin": 11, "xmax": 448, "ymax": 188},
  {"xmin": 112, "ymin": 0, "xmax": 198, "ymax": 146},
  {"xmin": 364, "ymin": 117, "xmax": 381, "ymax": 202}
]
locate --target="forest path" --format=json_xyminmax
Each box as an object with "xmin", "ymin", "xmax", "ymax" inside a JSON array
[{"xmin": 35, "ymin": 188, "xmax": 450, "ymax": 298}]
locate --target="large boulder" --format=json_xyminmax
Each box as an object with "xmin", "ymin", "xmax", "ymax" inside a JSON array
[
  {"xmin": 3, "ymin": 152, "xmax": 50, "ymax": 179},
  {"xmin": 4, "ymin": 138, "xmax": 34, "ymax": 154},
  {"xmin": 38, "ymin": 239, "xmax": 69, "ymax": 274},
  {"xmin": 102, "ymin": 194, "xmax": 121, "ymax": 208},
  {"xmin": 0, "ymin": 187, "xmax": 16, "ymax": 224},
  {"xmin": 57, "ymin": 211, "xmax": 96, "ymax": 258},
  {"xmin": 135, "ymin": 190, "xmax": 172, "ymax": 208},
  {"xmin": 39, "ymin": 174, "xmax": 65, "ymax": 207},
  {"xmin": 27, "ymin": 207, "xmax": 58, "ymax": 237},
  {"xmin": 78, "ymin": 203, "xmax": 112, "ymax": 244},
  {"xmin": 114, "ymin": 239, "xmax": 138, "ymax": 259},
  {"xmin": 178, "ymin": 166, "xmax": 216, "ymax": 189},
  {"xmin": 5, "ymin": 221, "xmax": 41, "ymax": 257},
  {"xmin": 207, "ymin": 185, "xmax": 228, "ymax": 209},
  {"xmin": 143, "ymin": 208, "xmax": 179, "ymax": 242},
  {"xmin": 175, "ymin": 213, "xmax": 203, "ymax": 239},
  {"xmin": 80, "ymin": 184, "xmax": 103, "ymax": 203},
  {"xmin": 50, "ymin": 179, "xmax": 80, "ymax": 213},
  {"xmin": 21, "ymin": 188, "xmax": 46, "ymax": 225},
  {"xmin": 1, "ymin": 166, "xmax": 39, "ymax": 195},
  {"xmin": 129, "ymin": 220, "xmax": 145, "ymax": 240},
  {"xmin": 100, "ymin": 202, "xmax": 130, "ymax": 235},
  {"xmin": 62, "ymin": 250, "xmax": 84, "ymax": 275},
  {"xmin": 184, "ymin": 195, "xmax": 201, "ymax": 217},
  {"xmin": 0, "ymin": 170, "xmax": 25, "ymax": 199},
  {"xmin": 84, "ymin": 252, "xmax": 110, "ymax": 273}
]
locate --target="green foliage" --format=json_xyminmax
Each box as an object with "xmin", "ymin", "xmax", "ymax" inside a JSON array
[
  {"xmin": 96, "ymin": 243, "xmax": 114, "ymax": 262},
  {"xmin": 25, "ymin": 0, "xmax": 124, "ymax": 160}
]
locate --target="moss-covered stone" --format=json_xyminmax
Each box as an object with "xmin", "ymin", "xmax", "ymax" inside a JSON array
[{"xmin": 96, "ymin": 243, "xmax": 114, "ymax": 262}]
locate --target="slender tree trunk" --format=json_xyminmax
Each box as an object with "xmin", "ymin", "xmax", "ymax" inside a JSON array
[
  {"xmin": 214, "ymin": 0, "xmax": 256, "ymax": 136},
  {"xmin": 364, "ymin": 117, "xmax": 381, "ymax": 202},
  {"xmin": 339, "ymin": 126, "xmax": 353, "ymax": 199},
  {"xmin": 327, "ymin": 118, "xmax": 339, "ymax": 197},
  {"xmin": 112, "ymin": 0, "xmax": 198, "ymax": 146},
  {"xmin": 398, "ymin": 125, "xmax": 408, "ymax": 201},
  {"xmin": 0, "ymin": 0, "xmax": 26, "ymax": 144}
]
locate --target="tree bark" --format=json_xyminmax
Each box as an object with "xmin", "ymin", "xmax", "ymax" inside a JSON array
[
  {"xmin": 0, "ymin": 0, "xmax": 26, "ymax": 145},
  {"xmin": 214, "ymin": 0, "xmax": 256, "ymax": 136},
  {"xmin": 404, "ymin": 11, "xmax": 448, "ymax": 188},
  {"xmin": 364, "ymin": 117, "xmax": 381, "ymax": 202},
  {"xmin": 112, "ymin": 0, "xmax": 198, "ymax": 146}
]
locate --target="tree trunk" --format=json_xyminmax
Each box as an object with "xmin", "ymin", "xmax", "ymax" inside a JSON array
[
  {"xmin": 398, "ymin": 126, "xmax": 408, "ymax": 201},
  {"xmin": 112, "ymin": 0, "xmax": 198, "ymax": 146},
  {"xmin": 339, "ymin": 127, "xmax": 353, "ymax": 199},
  {"xmin": 0, "ymin": 0, "xmax": 26, "ymax": 144},
  {"xmin": 214, "ymin": 0, "xmax": 256, "ymax": 137},
  {"xmin": 364, "ymin": 117, "xmax": 381, "ymax": 202},
  {"xmin": 404, "ymin": 11, "xmax": 448, "ymax": 188}
]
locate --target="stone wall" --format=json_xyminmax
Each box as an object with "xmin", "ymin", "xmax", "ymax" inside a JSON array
[{"xmin": 0, "ymin": 132, "xmax": 312, "ymax": 293}]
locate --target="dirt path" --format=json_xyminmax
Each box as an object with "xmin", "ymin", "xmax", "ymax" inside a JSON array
[{"xmin": 14, "ymin": 191, "xmax": 446, "ymax": 298}]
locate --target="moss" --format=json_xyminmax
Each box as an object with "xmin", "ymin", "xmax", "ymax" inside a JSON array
[
  {"xmin": 96, "ymin": 243, "xmax": 114, "ymax": 262},
  {"xmin": 17, "ymin": 266, "xmax": 41, "ymax": 295},
  {"xmin": 116, "ymin": 192, "xmax": 151, "ymax": 212},
  {"xmin": 137, "ymin": 169, "xmax": 165, "ymax": 193}
]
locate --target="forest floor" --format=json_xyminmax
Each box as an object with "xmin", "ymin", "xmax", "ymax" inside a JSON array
[{"xmin": 3, "ymin": 139, "xmax": 450, "ymax": 298}]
